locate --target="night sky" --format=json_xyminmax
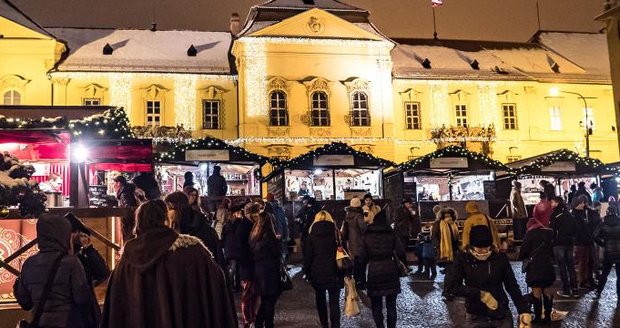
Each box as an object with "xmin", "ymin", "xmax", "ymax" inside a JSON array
[{"xmin": 16, "ymin": 0, "xmax": 603, "ymax": 41}]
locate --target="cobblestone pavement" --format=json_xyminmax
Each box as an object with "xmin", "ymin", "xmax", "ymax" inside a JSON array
[{"xmin": 246, "ymin": 263, "xmax": 620, "ymax": 328}]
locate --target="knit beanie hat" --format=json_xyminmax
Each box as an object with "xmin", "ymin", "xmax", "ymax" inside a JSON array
[
  {"xmin": 349, "ymin": 197, "xmax": 361, "ymax": 208},
  {"xmin": 469, "ymin": 225, "xmax": 493, "ymax": 248}
]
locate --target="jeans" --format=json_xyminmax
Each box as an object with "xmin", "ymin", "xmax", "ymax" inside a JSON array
[
  {"xmin": 314, "ymin": 287, "xmax": 341, "ymax": 328},
  {"xmin": 465, "ymin": 312, "xmax": 513, "ymax": 328},
  {"xmin": 370, "ymin": 295, "xmax": 397, "ymax": 328},
  {"xmin": 513, "ymin": 217, "xmax": 527, "ymax": 241},
  {"xmin": 553, "ymin": 245, "xmax": 577, "ymax": 292},
  {"xmin": 597, "ymin": 260, "xmax": 620, "ymax": 294},
  {"xmin": 241, "ymin": 280, "xmax": 259, "ymax": 326},
  {"xmin": 255, "ymin": 295, "xmax": 278, "ymax": 328},
  {"xmin": 575, "ymin": 245, "xmax": 594, "ymax": 286}
]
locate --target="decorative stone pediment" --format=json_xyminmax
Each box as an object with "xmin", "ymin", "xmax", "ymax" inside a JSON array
[
  {"xmin": 267, "ymin": 77, "xmax": 291, "ymax": 93},
  {"xmin": 83, "ymin": 83, "xmax": 107, "ymax": 98},
  {"xmin": 0, "ymin": 75, "xmax": 31, "ymax": 91},
  {"xmin": 350, "ymin": 127, "xmax": 372, "ymax": 136},
  {"xmin": 399, "ymin": 88, "xmax": 423, "ymax": 101},
  {"xmin": 496, "ymin": 89, "xmax": 519, "ymax": 103},
  {"xmin": 309, "ymin": 127, "xmax": 331, "ymax": 137},
  {"xmin": 303, "ymin": 77, "xmax": 331, "ymax": 95},
  {"xmin": 142, "ymin": 84, "xmax": 169, "ymax": 99},
  {"xmin": 343, "ymin": 78, "xmax": 370, "ymax": 94},
  {"xmin": 267, "ymin": 144, "xmax": 292, "ymax": 160},
  {"xmin": 267, "ymin": 126, "xmax": 290, "ymax": 137},
  {"xmin": 352, "ymin": 144, "xmax": 374, "ymax": 153},
  {"xmin": 199, "ymin": 85, "xmax": 228, "ymax": 99}
]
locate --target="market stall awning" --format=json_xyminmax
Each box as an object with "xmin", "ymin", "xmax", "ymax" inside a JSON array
[
  {"xmin": 155, "ymin": 137, "xmax": 270, "ymax": 165},
  {"xmin": 504, "ymin": 149, "xmax": 616, "ymax": 177},
  {"xmin": 398, "ymin": 145, "xmax": 507, "ymax": 175},
  {"xmin": 83, "ymin": 139, "xmax": 153, "ymax": 171}
]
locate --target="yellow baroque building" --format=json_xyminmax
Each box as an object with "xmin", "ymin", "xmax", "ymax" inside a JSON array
[{"xmin": 1, "ymin": 0, "xmax": 618, "ymax": 163}]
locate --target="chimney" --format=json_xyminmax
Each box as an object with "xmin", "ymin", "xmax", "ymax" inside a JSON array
[{"xmin": 230, "ymin": 13, "xmax": 241, "ymax": 36}]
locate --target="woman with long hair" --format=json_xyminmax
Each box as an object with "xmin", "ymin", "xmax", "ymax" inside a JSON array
[
  {"xmin": 304, "ymin": 210, "xmax": 343, "ymax": 328},
  {"xmin": 164, "ymin": 191, "xmax": 225, "ymax": 268},
  {"xmin": 183, "ymin": 186, "xmax": 204, "ymax": 215},
  {"xmin": 520, "ymin": 212, "xmax": 565, "ymax": 324},
  {"xmin": 101, "ymin": 200, "xmax": 237, "ymax": 327},
  {"xmin": 432, "ymin": 207, "xmax": 459, "ymax": 300},
  {"xmin": 362, "ymin": 209, "xmax": 406, "ymax": 328},
  {"xmin": 250, "ymin": 211, "xmax": 282, "ymax": 328},
  {"xmin": 215, "ymin": 198, "xmax": 232, "ymax": 240}
]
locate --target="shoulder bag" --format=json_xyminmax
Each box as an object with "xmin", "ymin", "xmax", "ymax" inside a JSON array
[
  {"xmin": 17, "ymin": 254, "xmax": 64, "ymax": 328},
  {"xmin": 335, "ymin": 228, "xmax": 353, "ymax": 273}
]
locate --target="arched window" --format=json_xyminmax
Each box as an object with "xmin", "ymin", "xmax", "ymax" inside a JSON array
[
  {"xmin": 310, "ymin": 91, "xmax": 329, "ymax": 126},
  {"xmin": 350, "ymin": 91, "xmax": 369, "ymax": 126},
  {"xmin": 3, "ymin": 90, "xmax": 20, "ymax": 105},
  {"xmin": 269, "ymin": 91, "xmax": 288, "ymax": 126}
]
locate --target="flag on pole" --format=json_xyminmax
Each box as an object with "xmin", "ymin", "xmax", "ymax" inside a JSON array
[{"xmin": 432, "ymin": 0, "xmax": 443, "ymax": 7}]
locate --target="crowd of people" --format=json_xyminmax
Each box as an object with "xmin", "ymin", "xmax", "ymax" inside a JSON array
[{"xmin": 12, "ymin": 174, "xmax": 620, "ymax": 328}]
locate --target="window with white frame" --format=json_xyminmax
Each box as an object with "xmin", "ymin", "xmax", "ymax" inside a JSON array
[
  {"xmin": 82, "ymin": 98, "xmax": 101, "ymax": 106},
  {"xmin": 404, "ymin": 102, "xmax": 421, "ymax": 130},
  {"xmin": 549, "ymin": 106, "xmax": 562, "ymax": 130},
  {"xmin": 202, "ymin": 100, "xmax": 221, "ymax": 129},
  {"xmin": 310, "ymin": 91, "xmax": 330, "ymax": 126},
  {"xmin": 350, "ymin": 91, "xmax": 370, "ymax": 126},
  {"xmin": 145, "ymin": 100, "xmax": 161, "ymax": 126},
  {"xmin": 583, "ymin": 107, "xmax": 594, "ymax": 130},
  {"xmin": 502, "ymin": 103, "xmax": 517, "ymax": 130},
  {"xmin": 3, "ymin": 90, "xmax": 20, "ymax": 105},
  {"xmin": 269, "ymin": 91, "xmax": 288, "ymax": 126},
  {"xmin": 455, "ymin": 104, "xmax": 468, "ymax": 127}
]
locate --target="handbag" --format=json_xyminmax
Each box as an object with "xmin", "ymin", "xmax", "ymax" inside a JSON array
[
  {"xmin": 17, "ymin": 254, "xmax": 64, "ymax": 328},
  {"xmin": 280, "ymin": 263, "xmax": 293, "ymax": 291},
  {"xmin": 394, "ymin": 251, "xmax": 410, "ymax": 277},
  {"xmin": 335, "ymin": 228, "xmax": 353, "ymax": 273},
  {"xmin": 343, "ymin": 276, "xmax": 361, "ymax": 317},
  {"xmin": 521, "ymin": 241, "xmax": 547, "ymax": 273}
]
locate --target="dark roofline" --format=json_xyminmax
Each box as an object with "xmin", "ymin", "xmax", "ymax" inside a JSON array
[
  {"xmin": 596, "ymin": 4, "xmax": 620, "ymax": 20},
  {"xmin": 392, "ymin": 37, "xmax": 541, "ymax": 52},
  {"xmin": 2, "ymin": 0, "xmax": 56, "ymax": 39},
  {"xmin": 258, "ymin": 0, "xmax": 367, "ymax": 12},
  {"xmin": 44, "ymin": 26, "xmax": 233, "ymax": 33}
]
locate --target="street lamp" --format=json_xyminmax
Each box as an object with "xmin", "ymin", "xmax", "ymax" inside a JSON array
[{"xmin": 549, "ymin": 87, "xmax": 592, "ymax": 157}]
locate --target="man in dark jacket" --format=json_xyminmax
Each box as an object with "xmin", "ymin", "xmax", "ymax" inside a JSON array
[
  {"xmin": 393, "ymin": 198, "xmax": 421, "ymax": 254},
  {"xmin": 447, "ymin": 225, "xmax": 531, "ymax": 328},
  {"xmin": 300, "ymin": 197, "xmax": 319, "ymax": 254},
  {"xmin": 207, "ymin": 165, "xmax": 228, "ymax": 197},
  {"xmin": 593, "ymin": 204, "xmax": 620, "ymax": 299},
  {"xmin": 571, "ymin": 195, "xmax": 601, "ymax": 289},
  {"xmin": 14, "ymin": 215, "xmax": 93, "ymax": 328},
  {"xmin": 550, "ymin": 197, "xmax": 578, "ymax": 297},
  {"xmin": 574, "ymin": 181, "xmax": 592, "ymax": 204}
]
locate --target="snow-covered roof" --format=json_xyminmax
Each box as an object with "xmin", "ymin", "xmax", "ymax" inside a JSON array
[
  {"xmin": 392, "ymin": 38, "xmax": 610, "ymax": 83},
  {"xmin": 534, "ymin": 32, "xmax": 610, "ymax": 76},
  {"xmin": 0, "ymin": 0, "xmax": 55, "ymax": 38},
  {"xmin": 48, "ymin": 28, "xmax": 233, "ymax": 74}
]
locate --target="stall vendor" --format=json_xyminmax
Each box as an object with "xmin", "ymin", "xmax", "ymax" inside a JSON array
[
  {"xmin": 298, "ymin": 181, "xmax": 310, "ymax": 198},
  {"xmin": 39, "ymin": 173, "xmax": 62, "ymax": 193}
]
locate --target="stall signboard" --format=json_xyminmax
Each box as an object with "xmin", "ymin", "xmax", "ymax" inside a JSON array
[
  {"xmin": 313, "ymin": 155, "xmax": 354, "ymax": 166},
  {"xmin": 268, "ymin": 172, "xmax": 285, "ymax": 203},
  {"xmin": 430, "ymin": 157, "xmax": 468, "ymax": 169},
  {"xmin": 540, "ymin": 161, "xmax": 576, "ymax": 172},
  {"xmin": 185, "ymin": 149, "xmax": 230, "ymax": 161}
]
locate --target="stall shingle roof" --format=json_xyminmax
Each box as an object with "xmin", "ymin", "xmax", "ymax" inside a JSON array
[{"xmin": 48, "ymin": 28, "xmax": 232, "ymax": 73}]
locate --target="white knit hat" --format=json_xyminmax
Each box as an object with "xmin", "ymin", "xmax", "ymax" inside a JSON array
[{"xmin": 350, "ymin": 197, "xmax": 362, "ymax": 208}]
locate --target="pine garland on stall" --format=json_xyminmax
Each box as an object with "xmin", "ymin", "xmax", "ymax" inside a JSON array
[
  {"xmin": 511, "ymin": 148, "xmax": 616, "ymax": 176},
  {"xmin": 399, "ymin": 145, "xmax": 505, "ymax": 171},
  {"xmin": 155, "ymin": 136, "xmax": 270, "ymax": 165},
  {"xmin": 0, "ymin": 153, "xmax": 46, "ymax": 218},
  {"xmin": 275, "ymin": 142, "xmax": 394, "ymax": 170}
]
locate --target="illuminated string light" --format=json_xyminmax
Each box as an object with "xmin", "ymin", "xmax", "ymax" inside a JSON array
[
  {"xmin": 399, "ymin": 145, "xmax": 506, "ymax": 171},
  {"xmin": 173, "ymin": 75, "xmax": 198, "ymax": 130}
]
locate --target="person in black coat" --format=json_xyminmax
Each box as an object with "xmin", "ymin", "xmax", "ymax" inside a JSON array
[
  {"xmin": 224, "ymin": 205, "xmax": 244, "ymax": 291},
  {"xmin": 447, "ymin": 225, "xmax": 531, "ymax": 328},
  {"xmin": 238, "ymin": 202, "xmax": 260, "ymax": 328},
  {"xmin": 520, "ymin": 215, "xmax": 556, "ymax": 324},
  {"xmin": 549, "ymin": 196, "xmax": 578, "ymax": 297},
  {"xmin": 361, "ymin": 209, "xmax": 405, "ymax": 328},
  {"xmin": 304, "ymin": 210, "xmax": 344, "ymax": 328},
  {"xmin": 593, "ymin": 204, "xmax": 620, "ymax": 299},
  {"xmin": 250, "ymin": 211, "xmax": 282, "ymax": 328},
  {"xmin": 571, "ymin": 195, "xmax": 601, "ymax": 289}
]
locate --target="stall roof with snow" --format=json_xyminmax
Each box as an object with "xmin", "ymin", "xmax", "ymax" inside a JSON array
[
  {"xmin": 397, "ymin": 145, "xmax": 507, "ymax": 175},
  {"xmin": 156, "ymin": 137, "xmax": 270, "ymax": 165},
  {"xmin": 504, "ymin": 149, "xmax": 616, "ymax": 177}
]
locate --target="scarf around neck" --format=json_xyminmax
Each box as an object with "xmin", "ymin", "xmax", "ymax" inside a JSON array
[{"xmin": 439, "ymin": 218, "xmax": 458, "ymax": 262}]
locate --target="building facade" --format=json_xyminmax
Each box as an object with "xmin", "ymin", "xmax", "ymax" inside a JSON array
[{"xmin": 2, "ymin": 0, "xmax": 618, "ymax": 163}]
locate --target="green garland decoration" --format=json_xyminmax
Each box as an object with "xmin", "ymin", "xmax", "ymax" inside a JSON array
[
  {"xmin": 398, "ymin": 145, "xmax": 506, "ymax": 171},
  {"xmin": 155, "ymin": 136, "xmax": 270, "ymax": 165},
  {"xmin": 0, "ymin": 107, "xmax": 134, "ymax": 140},
  {"xmin": 510, "ymin": 149, "xmax": 617, "ymax": 176},
  {"xmin": 274, "ymin": 142, "xmax": 395, "ymax": 170}
]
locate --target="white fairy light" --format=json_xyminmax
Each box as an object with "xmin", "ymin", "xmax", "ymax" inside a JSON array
[{"xmin": 173, "ymin": 75, "xmax": 198, "ymax": 130}]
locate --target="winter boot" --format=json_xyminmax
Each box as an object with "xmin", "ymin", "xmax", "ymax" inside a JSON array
[
  {"xmin": 541, "ymin": 295, "xmax": 553, "ymax": 325},
  {"xmin": 531, "ymin": 296, "xmax": 543, "ymax": 324}
]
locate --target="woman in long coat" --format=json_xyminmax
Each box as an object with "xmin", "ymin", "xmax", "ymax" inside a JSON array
[
  {"xmin": 250, "ymin": 211, "xmax": 282, "ymax": 328},
  {"xmin": 343, "ymin": 197, "xmax": 366, "ymax": 287},
  {"xmin": 519, "ymin": 214, "xmax": 558, "ymax": 324},
  {"xmin": 101, "ymin": 200, "xmax": 237, "ymax": 328},
  {"xmin": 362, "ymin": 209, "xmax": 406, "ymax": 328},
  {"xmin": 304, "ymin": 210, "xmax": 344, "ymax": 328}
]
